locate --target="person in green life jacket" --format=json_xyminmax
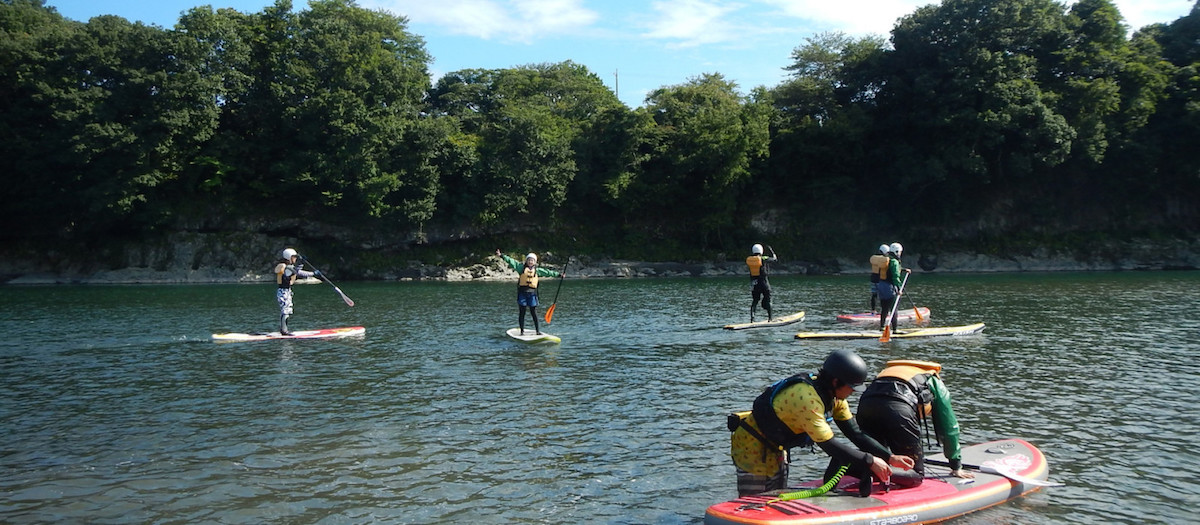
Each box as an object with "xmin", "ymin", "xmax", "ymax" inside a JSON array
[
  {"xmin": 746, "ymin": 243, "xmax": 777, "ymax": 322},
  {"xmin": 728, "ymin": 349, "xmax": 915, "ymax": 496},
  {"xmin": 855, "ymin": 360, "xmax": 974, "ymax": 487},
  {"xmin": 274, "ymin": 247, "xmax": 319, "ymax": 336},
  {"xmin": 496, "ymin": 250, "xmax": 562, "ymax": 335},
  {"xmin": 878, "ymin": 242, "xmax": 910, "ymax": 332},
  {"xmin": 868, "ymin": 243, "xmax": 890, "ymax": 315}
]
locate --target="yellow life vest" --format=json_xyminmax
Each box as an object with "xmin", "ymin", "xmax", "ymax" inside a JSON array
[
  {"xmin": 746, "ymin": 255, "xmax": 765, "ymax": 277},
  {"xmin": 518, "ymin": 266, "xmax": 539, "ymax": 288},
  {"xmin": 877, "ymin": 360, "xmax": 942, "ymax": 417},
  {"xmin": 870, "ymin": 254, "xmax": 889, "ymax": 280}
]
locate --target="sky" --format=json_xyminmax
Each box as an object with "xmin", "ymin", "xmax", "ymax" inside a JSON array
[{"xmin": 46, "ymin": 0, "xmax": 1197, "ymax": 108}]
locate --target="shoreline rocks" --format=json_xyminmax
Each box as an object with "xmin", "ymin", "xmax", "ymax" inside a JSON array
[{"xmin": 2, "ymin": 236, "xmax": 1196, "ymax": 285}]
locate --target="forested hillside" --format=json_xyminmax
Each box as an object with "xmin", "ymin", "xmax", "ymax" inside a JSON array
[{"xmin": 2, "ymin": 0, "xmax": 1197, "ymax": 274}]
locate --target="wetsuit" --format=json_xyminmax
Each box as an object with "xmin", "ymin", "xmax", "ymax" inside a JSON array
[
  {"xmin": 746, "ymin": 253, "xmax": 776, "ymax": 321},
  {"xmin": 857, "ymin": 362, "xmax": 964, "ymax": 488}
]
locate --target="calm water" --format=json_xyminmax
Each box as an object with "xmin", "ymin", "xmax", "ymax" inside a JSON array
[{"xmin": 1, "ymin": 272, "xmax": 1198, "ymax": 524}]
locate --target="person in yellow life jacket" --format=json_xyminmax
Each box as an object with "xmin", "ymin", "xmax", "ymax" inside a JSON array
[
  {"xmin": 746, "ymin": 243, "xmax": 777, "ymax": 322},
  {"xmin": 496, "ymin": 250, "xmax": 562, "ymax": 335},
  {"xmin": 856, "ymin": 360, "xmax": 974, "ymax": 488},
  {"xmin": 274, "ymin": 247, "xmax": 319, "ymax": 336},
  {"xmin": 728, "ymin": 350, "xmax": 915, "ymax": 496},
  {"xmin": 868, "ymin": 244, "xmax": 890, "ymax": 314}
]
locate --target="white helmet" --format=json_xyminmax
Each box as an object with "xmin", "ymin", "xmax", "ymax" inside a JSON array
[
  {"xmin": 879, "ymin": 244, "xmax": 889, "ymax": 254},
  {"xmin": 525, "ymin": 253, "xmax": 537, "ymax": 263},
  {"xmin": 281, "ymin": 248, "xmax": 298, "ymax": 260},
  {"xmin": 752, "ymin": 244, "xmax": 764, "ymax": 255},
  {"xmin": 889, "ymin": 242, "xmax": 903, "ymax": 255}
]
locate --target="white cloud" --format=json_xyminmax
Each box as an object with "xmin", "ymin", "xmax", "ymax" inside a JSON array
[
  {"xmin": 640, "ymin": 0, "xmax": 745, "ymax": 47},
  {"xmin": 362, "ymin": 0, "xmax": 598, "ymax": 42},
  {"xmin": 759, "ymin": 0, "xmax": 921, "ymax": 35},
  {"xmin": 1110, "ymin": 0, "xmax": 1194, "ymax": 31}
]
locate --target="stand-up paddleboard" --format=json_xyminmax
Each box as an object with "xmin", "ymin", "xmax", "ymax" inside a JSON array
[
  {"xmin": 837, "ymin": 307, "xmax": 930, "ymax": 323},
  {"xmin": 724, "ymin": 311, "xmax": 806, "ymax": 330},
  {"xmin": 212, "ymin": 326, "xmax": 365, "ymax": 342},
  {"xmin": 705, "ymin": 438, "xmax": 1057, "ymax": 525},
  {"xmin": 506, "ymin": 327, "xmax": 561, "ymax": 344},
  {"xmin": 794, "ymin": 322, "xmax": 985, "ymax": 340}
]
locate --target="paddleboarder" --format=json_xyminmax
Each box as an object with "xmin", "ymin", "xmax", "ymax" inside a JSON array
[
  {"xmin": 856, "ymin": 360, "xmax": 974, "ymax": 488},
  {"xmin": 869, "ymin": 243, "xmax": 890, "ymax": 314},
  {"xmin": 746, "ymin": 243, "xmax": 777, "ymax": 322},
  {"xmin": 727, "ymin": 349, "xmax": 915, "ymax": 496},
  {"xmin": 879, "ymin": 242, "xmax": 910, "ymax": 332},
  {"xmin": 274, "ymin": 248, "xmax": 320, "ymax": 336},
  {"xmin": 496, "ymin": 250, "xmax": 562, "ymax": 336}
]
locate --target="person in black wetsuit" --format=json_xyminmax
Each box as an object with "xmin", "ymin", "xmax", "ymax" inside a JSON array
[
  {"xmin": 746, "ymin": 243, "xmax": 777, "ymax": 322},
  {"xmin": 856, "ymin": 360, "xmax": 974, "ymax": 488}
]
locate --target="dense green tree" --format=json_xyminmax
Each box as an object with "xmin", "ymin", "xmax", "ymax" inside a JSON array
[
  {"xmin": 872, "ymin": 0, "xmax": 1076, "ymax": 226},
  {"xmin": 630, "ymin": 73, "xmax": 769, "ymax": 247},
  {"xmin": 429, "ymin": 61, "xmax": 629, "ymax": 227},
  {"xmin": 0, "ymin": 0, "xmax": 220, "ymax": 236}
]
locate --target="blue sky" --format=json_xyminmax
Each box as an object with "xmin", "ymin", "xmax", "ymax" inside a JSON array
[{"xmin": 47, "ymin": 0, "xmax": 1196, "ymax": 108}]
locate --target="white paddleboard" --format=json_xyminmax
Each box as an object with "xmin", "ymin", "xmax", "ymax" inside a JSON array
[
  {"xmin": 505, "ymin": 327, "xmax": 561, "ymax": 344},
  {"xmin": 212, "ymin": 326, "xmax": 365, "ymax": 342}
]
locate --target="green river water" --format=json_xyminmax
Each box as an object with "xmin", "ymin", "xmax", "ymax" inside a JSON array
[{"xmin": 2, "ymin": 271, "xmax": 1197, "ymax": 523}]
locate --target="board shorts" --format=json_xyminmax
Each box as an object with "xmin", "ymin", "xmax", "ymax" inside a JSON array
[
  {"xmin": 276, "ymin": 288, "xmax": 294, "ymax": 315},
  {"xmin": 517, "ymin": 287, "xmax": 539, "ymax": 307}
]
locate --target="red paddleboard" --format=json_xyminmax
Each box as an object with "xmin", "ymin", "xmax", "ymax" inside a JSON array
[
  {"xmin": 212, "ymin": 326, "xmax": 365, "ymax": 342},
  {"xmin": 837, "ymin": 307, "xmax": 930, "ymax": 323},
  {"xmin": 705, "ymin": 438, "xmax": 1057, "ymax": 525}
]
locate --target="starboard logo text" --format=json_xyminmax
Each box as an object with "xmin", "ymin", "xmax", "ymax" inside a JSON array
[{"xmin": 870, "ymin": 514, "xmax": 919, "ymax": 525}]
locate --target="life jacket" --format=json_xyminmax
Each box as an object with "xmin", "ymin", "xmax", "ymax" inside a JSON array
[
  {"xmin": 871, "ymin": 360, "xmax": 940, "ymax": 417},
  {"xmin": 870, "ymin": 254, "xmax": 888, "ymax": 282},
  {"xmin": 275, "ymin": 261, "xmax": 296, "ymax": 289},
  {"xmin": 746, "ymin": 255, "xmax": 767, "ymax": 279},
  {"xmin": 729, "ymin": 373, "xmax": 831, "ymax": 452},
  {"xmin": 518, "ymin": 266, "xmax": 539, "ymax": 289}
]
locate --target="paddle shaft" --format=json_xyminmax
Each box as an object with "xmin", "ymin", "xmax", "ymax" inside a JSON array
[
  {"xmin": 925, "ymin": 458, "xmax": 1064, "ymax": 487},
  {"xmin": 880, "ymin": 270, "xmax": 911, "ymax": 340},
  {"xmin": 907, "ymin": 293, "xmax": 925, "ymax": 321},
  {"xmin": 301, "ymin": 257, "xmax": 354, "ymax": 307},
  {"xmin": 543, "ymin": 261, "xmax": 568, "ymax": 323}
]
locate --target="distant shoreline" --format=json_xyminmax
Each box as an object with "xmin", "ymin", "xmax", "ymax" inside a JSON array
[{"xmin": 4, "ymin": 245, "xmax": 1197, "ymax": 285}]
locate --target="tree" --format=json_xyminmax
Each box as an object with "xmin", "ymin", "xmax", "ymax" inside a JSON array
[
  {"xmin": 872, "ymin": 0, "xmax": 1076, "ymax": 225},
  {"xmin": 0, "ymin": 1, "xmax": 221, "ymax": 236},
  {"xmin": 628, "ymin": 73, "xmax": 769, "ymax": 247}
]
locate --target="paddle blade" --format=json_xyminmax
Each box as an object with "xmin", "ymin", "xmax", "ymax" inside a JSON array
[
  {"xmin": 880, "ymin": 326, "xmax": 892, "ymax": 342},
  {"xmin": 913, "ymin": 307, "xmax": 924, "ymax": 321},
  {"xmin": 335, "ymin": 287, "xmax": 354, "ymax": 307},
  {"xmin": 544, "ymin": 303, "xmax": 556, "ymax": 323}
]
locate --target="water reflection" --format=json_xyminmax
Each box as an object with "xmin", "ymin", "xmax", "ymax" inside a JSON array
[{"xmin": 1, "ymin": 272, "xmax": 1197, "ymax": 523}]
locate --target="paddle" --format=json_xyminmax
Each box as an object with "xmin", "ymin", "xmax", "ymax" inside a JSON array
[
  {"xmin": 907, "ymin": 293, "xmax": 925, "ymax": 322},
  {"xmin": 543, "ymin": 260, "xmax": 568, "ymax": 324},
  {"xmin": 301, "ymin": 257, "xmax": 355, "ymax": 307},
  {"xmin": 879, "ymin": 270, "xmax": 911, "ymax": 342},
  {"xmin": 925, "ymin": 458, "xmax": 1064, "ymax": 487}
]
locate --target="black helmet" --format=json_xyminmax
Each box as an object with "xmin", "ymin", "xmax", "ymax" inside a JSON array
[{"xmin": 821, "ymin": 350, "xmax": 868, "ymax": 391}]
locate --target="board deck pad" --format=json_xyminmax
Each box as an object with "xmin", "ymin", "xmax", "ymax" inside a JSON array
[
  {"xmin": 506, "ymin": 327, "xmax": 561, "ymax": 344},
  {"xmin": 705, "ymin": 438, "xmax": 1053, "ymax": 525},
  {"xmin": 212, "ymin": 326, "xmax": 365, "ymax": 342},
  {"xmin": 837, "ymin": 307, "xmax": 930, "ymax": 323},
  {"xmin": 724, "ymin": 311, "xmax": 806, "ymax": 330},
  {"xmin": 794, "ymin": 322, "xmax": 985, "ymax": 340}
]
